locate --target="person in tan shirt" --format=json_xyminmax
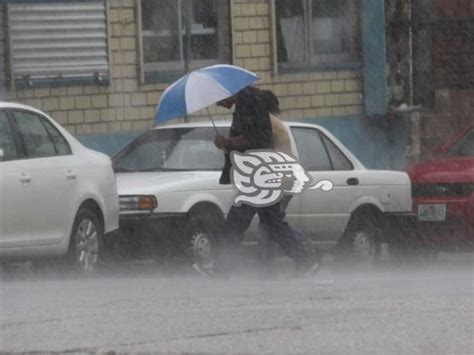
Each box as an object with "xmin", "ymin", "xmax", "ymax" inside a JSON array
[
  {"xmin": 270, "ymin": 113, "xmax": 292, "ymax": 156},
  {"xmin": 258, "ymin": 90, "xmax": 319, "ymax": 270}
]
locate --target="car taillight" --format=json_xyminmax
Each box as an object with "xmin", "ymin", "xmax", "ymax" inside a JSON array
[{"xmin": 120, "ymin": 195, "xmax": 157, "ymax": 212}]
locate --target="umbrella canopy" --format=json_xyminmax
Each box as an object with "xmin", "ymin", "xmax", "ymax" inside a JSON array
[{"xmin": 154, "ymin": 64, "xmax": 258, "ymax": 126}]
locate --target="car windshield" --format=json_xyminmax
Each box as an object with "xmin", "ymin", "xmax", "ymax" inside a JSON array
[
  {"xmin": 446, "ymin": 128, "xmax": 474, "ymax": 157},
  {"xmin": 113, "ymin": 127, "xmax": 228, "ymax": 172}
]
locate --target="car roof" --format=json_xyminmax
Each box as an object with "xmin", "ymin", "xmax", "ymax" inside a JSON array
[
  {"xmin": 153, "ymin": 120, "xmax": 324, "ymax": 130},
  {"xmin": 0, "ymin": 101, "xmax": 48, "ymax": 115},
  {"xmin": 0, "ymin": 101, "xmax": 37, "ymax": 109},
  {"xmin": 0, "ymin": 101, "xmax": 83, "ymax": 148}
]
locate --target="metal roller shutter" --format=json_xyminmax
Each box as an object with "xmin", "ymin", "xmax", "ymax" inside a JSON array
[{"xmin": 8, "ymin": 1, "xmax": 109, "ymax": 83}]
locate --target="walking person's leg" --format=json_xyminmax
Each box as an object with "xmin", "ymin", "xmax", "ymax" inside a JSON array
[
  {"xmin": 215, "ymin": 204, "xmax": 257, "ymax": 274},
  {"xmin": 280, "ymin": 196, "xmax": 320, "ymax": 265},
  {"xmin": 257, "ymin": 195, "xmax": 293, "ymax": 266},
  {"xmin": 256, "ymin": 222, "xmax": 273, "ymax": 266},
  {"xmin": 258, "ymin": 203, "xmax": 319, "ymax": 272}
]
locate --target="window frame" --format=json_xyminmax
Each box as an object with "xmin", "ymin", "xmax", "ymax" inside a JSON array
[
  {"xmin": 270, "ymin": 0, "xmax": 362, "ymax": 75},
  {"xmin": 8, "ymin": 108, "xmax": 72, "ymax": 160},
  {"xmin": 137, "ymin": 0, "xmax": 232, "ymax": 84},
  {"xmin": 308, "ymin": 0, "xmax": 357, "ymax": 64}
]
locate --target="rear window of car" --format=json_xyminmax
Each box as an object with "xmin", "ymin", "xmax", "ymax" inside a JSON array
[
  {"xmin": 11, "ymin": 110, "xmax": 71, "ymax": 158},
  {"xmin": 113, "ymin": 127, "xmax": 229, "ymax": 172},
  {"xmin": 447, "ymin": 128, "xmax": 474, "ymax": 157}
]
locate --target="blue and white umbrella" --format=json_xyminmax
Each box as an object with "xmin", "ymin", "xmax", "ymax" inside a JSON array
[{"xmin": 154, "ymin": 64, "xmax": 258, "ymax": 127}]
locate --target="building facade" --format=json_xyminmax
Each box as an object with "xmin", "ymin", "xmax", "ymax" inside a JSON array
[
  {"xmin": 386, "ymin": 0, "xmax": 474, "ymax": 163},
  {"xmin": 1, "ymin": 0, "xmax": 400, "ymax": 168}
]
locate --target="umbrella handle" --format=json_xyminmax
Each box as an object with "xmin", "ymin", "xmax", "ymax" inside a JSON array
[{"xmin": 206, "ymin": 107, "xmax": 219, "ymax": 135}]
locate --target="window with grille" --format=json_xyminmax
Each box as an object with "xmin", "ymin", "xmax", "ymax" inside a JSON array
[
  {"xmin": 139, "ymin": 0, "xmax": 231, "ymax": 83},
  {"xmin": 274, "ymin": 0, "xmax": 361, "ymax": 70}
]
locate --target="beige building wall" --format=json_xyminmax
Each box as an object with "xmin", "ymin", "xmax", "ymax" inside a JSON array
[{"xmin": 5, "ymin": 0, "xmax": 364, "ymax": 136}]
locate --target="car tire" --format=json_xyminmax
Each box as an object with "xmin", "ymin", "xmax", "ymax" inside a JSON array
[
  {"xmin": 335, "ymin": 217, "xmax": 380, "ymax": 266},
  {"xmin": 67, "ymin": 208, "xmax": 103, "ymax": 273},
  {"xmin": 186, "ymin": 214, "xmax": 219, "ymax": 266}
]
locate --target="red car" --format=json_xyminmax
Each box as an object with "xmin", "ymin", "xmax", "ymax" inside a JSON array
[{"xmin": 406, "ymin": 125, "xmax": 474, "ymax": 251}]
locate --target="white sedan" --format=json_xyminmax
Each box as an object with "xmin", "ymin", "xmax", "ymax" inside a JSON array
[
  {"xmin": 112, "ymin": 122, "xmax": 412, "ymax": 265},
  {"xmin": 0, "ymin": 102, "xmax": 119, "ymax": 272}
]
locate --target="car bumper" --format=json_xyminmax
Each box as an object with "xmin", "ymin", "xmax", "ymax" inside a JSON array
[
  {"xmin": 383, "ymin": 212, "xmax": 417, "ymax": 237},
  {"xmin": 107, "ymin": 213, "xmax": 187, "ymax": 240},
  {"xmin": 120, "ymin": 211, "xmax": 186, "ymax": 219},
  {"xmin": 411, "ymin": 196, "xmax": 473, "ymax": 247},
  {"xmin": 104, "ymin": 213, "xmax": 189, "ymax": 257},
  {"xmin": 103, "ymin": 194, "xmax": 120, "ymax": 235}
]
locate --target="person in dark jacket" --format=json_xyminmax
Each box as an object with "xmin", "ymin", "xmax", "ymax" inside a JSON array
[
  {"xmin": 214, "ymin": 86, "xmax": 273, "ymax": 185},
  {"xmin": 209, "ymin": 86, "xmax": 319, "ymax": 275}
]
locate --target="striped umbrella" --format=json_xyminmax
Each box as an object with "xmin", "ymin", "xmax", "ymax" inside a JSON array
[{"xmin": 154, "ymin": 64, "xmax": 258, "ymax": 128}]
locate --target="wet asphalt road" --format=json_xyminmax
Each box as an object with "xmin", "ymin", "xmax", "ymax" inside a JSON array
[{"xmin": 0, "ymin": 254, "xmax": 473, "ymax": 354}]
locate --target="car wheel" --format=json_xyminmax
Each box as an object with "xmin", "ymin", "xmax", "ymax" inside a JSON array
[
  {"xmin": 187, "ymin": 214, "xmax": 219, "ymax": 266},
  {"xmin": 335, "ymin": 217, "xmax": 380, "ymax": 265},
  {"xmin": 68, "ymin": 208, "xmax": 103, "ymax": 273}
]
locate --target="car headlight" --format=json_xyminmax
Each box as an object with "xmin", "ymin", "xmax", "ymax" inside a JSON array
[{"xmin": 119, "ymin": 195, "xmax": 157, "ymax": 212}]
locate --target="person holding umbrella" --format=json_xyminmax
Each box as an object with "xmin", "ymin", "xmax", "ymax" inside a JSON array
[
  {"xmin": 208, "ymin": 86, "xmax": 320, "ymax": 276},
  {"xmin": 153, "ymin": 64, "xmax": 319, "ymax": 276}
]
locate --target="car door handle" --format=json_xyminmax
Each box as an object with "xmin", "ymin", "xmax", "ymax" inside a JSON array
[
  {"xmin": 19, "ymin": 173, "xmax": 31, "ymax": 183},
  {"xmin": 346, "ymin": 177, "xmax": 359, "ymax": 186},
  {"xmin": 66, "ymin": 170, "xmax": 76, "ymax": 180}
]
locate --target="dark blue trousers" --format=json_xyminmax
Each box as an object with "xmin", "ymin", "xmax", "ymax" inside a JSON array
[{"xmin": 217, "ymin": 201, "xmax": 313, "ymax": 270}]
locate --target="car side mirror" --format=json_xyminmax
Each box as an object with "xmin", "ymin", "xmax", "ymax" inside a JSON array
[{"xmin": 0, "ymin": 148, "xmax": 4, "ymax": 162}]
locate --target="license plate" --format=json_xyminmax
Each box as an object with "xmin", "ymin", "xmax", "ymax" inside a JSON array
[{"xmin": 417, "ymin": 204, "xmax": 446, "ymax": 222}]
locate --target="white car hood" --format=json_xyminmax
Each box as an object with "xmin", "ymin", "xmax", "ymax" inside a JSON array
[{"xmin": 116, "ymin": 171, "xmax": 223, "ymax": 195}]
